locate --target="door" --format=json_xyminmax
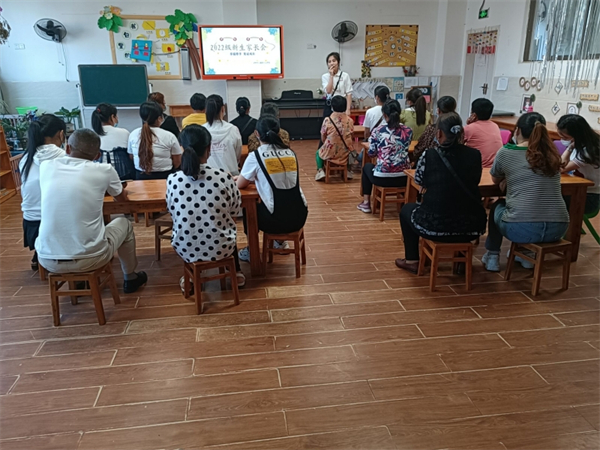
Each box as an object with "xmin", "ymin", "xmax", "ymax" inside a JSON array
[{"xmin": 470, "ymin": 53, "xmax": 495, "ymax": 103}]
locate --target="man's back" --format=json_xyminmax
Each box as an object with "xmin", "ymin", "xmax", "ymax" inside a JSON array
[{"xmin": 464, "ymin": 120, "xmax": 503, "ymax": 168}]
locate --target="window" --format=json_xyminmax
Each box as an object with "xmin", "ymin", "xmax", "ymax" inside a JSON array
[{"xmin": 524, "ymin": 0, "xmax": 600, "ymax": 62}]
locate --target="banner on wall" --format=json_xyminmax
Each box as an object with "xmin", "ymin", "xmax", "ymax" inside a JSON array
[
  {"xmin": 467, "ymin": 30, "xmax": 498, "ymax": 54},
  {"xmin": 364, "ymin": 25, "xmax": 419, "ymax": 67}
]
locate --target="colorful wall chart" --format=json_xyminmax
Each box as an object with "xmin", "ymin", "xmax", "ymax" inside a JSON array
[
  {"xmin": 110, "ymin": 15, "xmax": 182, "ymax": 80},
  {"xmin": 364, "ymin": 25, "xmax": 419, "ymax": 67}
]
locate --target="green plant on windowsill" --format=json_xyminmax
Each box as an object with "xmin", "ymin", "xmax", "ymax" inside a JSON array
[{"xmin": 54, "ymin": 106, "xmax": 80, "ymax": 131}]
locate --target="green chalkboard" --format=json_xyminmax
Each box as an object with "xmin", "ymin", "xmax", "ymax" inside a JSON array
[{"xmin": 78, "ymin": 65, "xmax": 149, "ymax": 107}]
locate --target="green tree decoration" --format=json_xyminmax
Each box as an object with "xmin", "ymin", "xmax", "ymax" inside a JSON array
[
  {"xmin": 166, "ymin": 9, "xmax": 201, "ymax": 79},
  {"xmin": 98, "ymin": 6, "xmax": 123, "ymax": 33}
]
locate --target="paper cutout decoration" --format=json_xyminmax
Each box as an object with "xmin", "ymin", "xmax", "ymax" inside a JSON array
[
  {"xmin": 131, "ymin": 40, "xmax": 152, "ymax": 62},
  {"xmin": 467, "ymin": 30, "xmax": 497, "ymax": 54},
  {"xmin": 156, "ymin": 29, "xmax": 169, "ymax": 38},
  {"xmin": 156, "ymin": 62, "xmax": 170, "ymax": 72},
  {"xmin": 142, "ymin": 20, "xmax": 156, "ymax": 30},
  {"xmin": 162, "ymin": 43, "xmax": 175, "ymax": 53},
  {"xmin": 551, "ymin": 102, "xmax": 560, "ymax": 115}
]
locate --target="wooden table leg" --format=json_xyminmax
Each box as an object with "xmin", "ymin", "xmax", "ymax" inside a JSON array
[
  {"xmin": 244, "ymin": 199, "xmax": 263, "ymax": 276},
  {"xmin": 565, "ymin": 185, "xmax": 586, "ymax": 262},
  {"xmin": 406, "ymin": 177, "xmax": 419, "ymax": 204}
]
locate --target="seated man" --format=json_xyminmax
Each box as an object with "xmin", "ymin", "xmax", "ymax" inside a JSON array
[
  {"xmin": 36, "ymin": 129, "xmax": 147, "ymax": 293},
  {"xmin": 464, "ymin": 98, "xmax": 503, "ymax": 168},
  {"xmin": 182, "ymin": 93, "xmax": 207, "ymax": 129}
]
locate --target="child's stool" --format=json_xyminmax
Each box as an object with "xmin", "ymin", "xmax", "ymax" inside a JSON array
[
  {"xmin": 262, "ymin": 229, "xmax": 306, "ymax": 278},
  {"xmin": 418, "ymin": 239, "xmax": 474, "ymax": 292},
  {"xmin": 372, "ymin": 186, "xmax": 406, "ymax": 221},
  {"xmin": 325, "ymin": 160, "xmax": 348, "ymax": 183}
]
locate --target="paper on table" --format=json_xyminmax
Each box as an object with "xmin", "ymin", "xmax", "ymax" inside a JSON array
[
  {"xmin": 405, "ymin": 77, "xmax": 419, "ymax": 88},
  {"xmin": 418, "ymin": 76, "xmax": 429, "ymax": 86},
  {"xmin": 496, "ymin": 77, "xmax": 509, "ymax": 91}
]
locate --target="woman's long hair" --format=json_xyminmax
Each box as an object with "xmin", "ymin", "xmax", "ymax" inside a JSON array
[
  {"xmin": 179, "ymin": 124, "xmax": 211, "ymax": 179},
  {"xmin": 437, "ymin": 112, "xmax": 464, "ymax": 148},
  {"xmin": 406, "ymin": 88, "xmax": 427, "ymax": 126},
  {"xmin": 517, "ymin": 113, "xmax": 562, "ymax": 177},
  {"xmin": 138, "ymin": 102, "xmax": 162, "ymax": 173},
  {"xmin": 557, "ymin": 114, "xmax": 600, "ymax": 168},
  {"xmin": 236, "ymin": 97, "xmax": 251, "ymax": 117},
  {"xmin": 382, "ymin": 99, "xmax": 402, "ymax": 129},
  {"xmin": 91, "ymin": 103, "xmax": 117, "ymax": 136},
  {"xmin": 206, "ymin": 94, "xmax": 224, "ymax": 125},
  {"xmin": 22, "ymin": 114, "xmax": 66, "ymax": 181}
]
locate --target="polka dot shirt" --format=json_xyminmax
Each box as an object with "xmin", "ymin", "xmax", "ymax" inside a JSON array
[{"xmin": 166, "ymin": 165, "xmax": 242, "ymax": 264}]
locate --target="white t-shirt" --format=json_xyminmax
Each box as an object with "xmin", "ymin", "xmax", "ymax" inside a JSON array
[
  {"xmin": 571, "ymin": 150, "xmax": 600, "ymax": 194},
  {"xmin": 321, "ymin": 71, "xmax": 353, "ymax": 98},
  {"xmin": 240, "ymin": 145, "xmax": 307, "ymax": 214},
  {"xmin": 363, "ymin": 105, "xmax": 387, "ymax": 131},
  {"xmin": 128, "ymin": 126, "xmax": 182, "ymax": 172},
  {"xmin": 203, "ymin": 121, "xmax": 242, "ymax": 176},
  {"xmin": 100, "ymin": 125, "xmax": 130, "ymax": 163},
  {"xmin": 166, "ymin": 166, "xmax": 241, "ymax": 264},
  {"xmin": 35, "ymin": 156, "xmax": 123, "ymax": 260},
  {"xmin": 19, "ymin": 144, "xmax": 66, "ymax": 221}
]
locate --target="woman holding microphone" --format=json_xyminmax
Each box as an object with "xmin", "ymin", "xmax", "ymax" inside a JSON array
[{"xmin": 320, "ymin": 52, "xmax": 353, "ymax": 147}]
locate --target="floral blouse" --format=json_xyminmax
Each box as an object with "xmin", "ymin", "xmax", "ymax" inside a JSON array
[
  {"xmin": 318, "ymin": 112, "xmax": 354, "ymax": 166},
  {"xmin": 413, "ymin": 123, "xmax": 436, "ymax": 165},
  {"xmin": 367, "ymin": 124, "xmax": 412, "ymax": 177},
  {"xmin": 248, "ymin": 129, "xmax": 290, "ymax": 152}
]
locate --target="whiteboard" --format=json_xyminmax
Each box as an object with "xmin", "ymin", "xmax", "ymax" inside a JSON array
[{"xmin": 110, "ymin": 15, "xmax": 182, "ymax": 80}]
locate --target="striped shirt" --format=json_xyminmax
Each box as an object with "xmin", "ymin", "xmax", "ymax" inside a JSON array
[{"xmin": 491, "ymin": 144, "xmax": 569, "ymax": 223}]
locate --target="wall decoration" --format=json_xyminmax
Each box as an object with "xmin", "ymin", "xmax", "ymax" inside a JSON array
[
  {"xmin": 98, "ymin": 6, "xmax": 122, "ymax": 33},
  {"xmin": 0, "ymin": 7, "xmax": 11, "ymax": 44},
  {"xmin": 580, "ymin": 93, "xmax": 599, "ymax": 101},
  {"xmin": 496, "ymin": 77, "xmax": 508, "ymax": 91},
  {"xmin": 521, "ymin": 94, "xmax": 534, "ymax": 113},
  {"xmin": 530, "ymin": 77, "xmax": 538, "ymax": 87},
  {"xmin": 364, "ymin": 25, "xmax": 419, "ymax": 67},
  {"xmin": 567, "ymin": 102, "xmax": 579, "ymax": 114},
  {"xmin": 551, "ymin": 102, "xmax": 560, "ymax": 115},
  {"xmin": 519, "ymin": 77, "xmax": 526, "ymax": 87},
  {"xmin": 467, "ymin": 30, "xmax": 497, "ymax": 54},
  {"xmin": 524, "ymin": 80, "xmax": 531, "ymax": 91},
  {"xmin": 165, "ymin": 9, "xmax": 201, "ymax": 79},
  {"xmin": 589, "ymin": 105, "xmax": 600, "ymax": 112},
  {"xmin": 361, "ymin": 60, "xmax": 372, "ymax": 78},
  {"xmin": 109, "ymin": 15, "xmax": 183, "ymax": 80},
  {"xmin": 554, "ymin": 81, "xmax": 564, "ymax": 94},
  {"xmin": 571, "ymin": 80, "xmax": 590, "ymax": 88}
]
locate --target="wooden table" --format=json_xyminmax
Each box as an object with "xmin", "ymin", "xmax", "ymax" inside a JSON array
[
  {"xmin": 103, "ymin": 180, "xmax": 263, "ymax": 276},
  {"xmin": 404, "ymin": 168, "xmax": 593, "ymax": 261},
  {"xmin": 491, "ymin": 116, "xmax": 561, "ymax": 141},
  {"xmin": 240, "ymin": 145, "xmax": 249, "ymax": 168}
]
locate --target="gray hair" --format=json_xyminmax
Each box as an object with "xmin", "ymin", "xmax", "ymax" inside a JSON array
[{"xmin": 68, "ymin": 128, "xmax": 101, "ymax": 158}]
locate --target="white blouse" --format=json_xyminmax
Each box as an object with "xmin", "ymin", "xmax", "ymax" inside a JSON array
[{"xmin": 321, "ymin": 71, "xmax": 353, "ymax": 98}]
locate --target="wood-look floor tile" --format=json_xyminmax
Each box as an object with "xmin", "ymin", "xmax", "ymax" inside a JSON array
[
  {"xmin": 267, "ymin": 280, "xmax": 390, "ymax": 299},
  {"xmin": 0, "ymin": 304, "xmax": 51, "ymax": 319},
  {"xmin": 555, "ymin": 310, "xmax": 600, "ymax": 326},
  {"xmin": 400, "ymin": 291, "xmax": 532, "ymax": 310},
  {"xmin": 30, "ymin": 322, "xmax": 128, "ymax": 340},
  {"xmin": 473, "ymin": 298, "xmax": 600, "ymax": 319},
  {"xmin": 274, "ymin": 324, "xmax": 422, "ymax": 350},
  {"xmin": 200, "ymin": 426, "xmax": 396, "ymax": 450},
  {"xmin": 194, "ymin": 346, "xmax": 356, "ymax": 375},
  {"xmin": 500, "ymin": 324, "xmax": 600, "ymax": 347},
  {"xmin": 77, "ymin": 412, "xmax": 287, "ymax": 450},
  {"xmin": 270, "ymin": 300, "xmax": 403, "ymax": 322},
  {"xmin": 528, "ymin": 285, "xmax": 600, "ymax": 301},
  {"xmin": 0, "ymin": 376, "xmax": 18, "ymax": 395},
  {"xmin": 0, "ymin": 350, "xmax": 115, "ymax": 376},
  {"xmin": 576, "ymin": 404, "xmax": 600, "ymax": 430},
  {"xmin": 342, "ymin": 307, "xmax": 478, "ymax": 329},
  {"xmin": 440, "ymin": 342, "xmax": 600, "ymax": 372},
  {"xmin": 502, "ymin": 431, "xmax": 600, "ymax": 450},
  {"xmin": 11, "ymin": 359, "xmax": 193, "ymax": 393},
  {"xmin": 331, "ymin": 286, "xmax": 456, "ymax": 303},
  {"xmin": 0, "ymin": 331, "xmax": 37, "ymax": 345},
  {"xmin": 0, "ymin": 433, "xmax": 81, "ymax": 450},
  {"xmin": 188, "ymin": 381, "xmax": 374, "ymax": 420},
  {"xmin": 0, "ymin": 342, "xmax": 41, "ymax": 360},
  {"xmin": 285, "ymin": 394, "xmax": 480, "ymax": 435},
  {"xmin": 533, "ymin": 359, "xmax": 600, "ymax": 383},
  {"xmin": 97, "ymin": 369, "xmax": 280, "ymax": 406},
  {"xmin": 0, "ymin": 387, "xmax": 99, "ymax": 416}
]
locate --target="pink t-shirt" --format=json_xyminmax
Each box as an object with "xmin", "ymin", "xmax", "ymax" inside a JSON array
[{"xmin": 464, "ymin": 120, "xmax": 503, "ymax": 168}]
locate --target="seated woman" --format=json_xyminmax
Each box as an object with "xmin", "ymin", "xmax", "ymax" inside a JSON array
[
  {"xmin": 166, "ymin": 125, "xmax": 245, "ymax": 287},
  {"xmin": 202, "ymin": 94, "xmax": 243, "ymax": 175},
  {"xmin": 363, "ymin": 86, "xmax": 390, "ymax": 139},
  {"xmin": 315, "ymin": 95, "xmax": 354, "ymax": 181},
  {"xmin": 400, "ymin": 88, "xmax": 432, "ymax": 140},
  {"xmin": 128, "ymin": 101, "xmax": 182, "ymax": 180},
  {"xmin": 482, "ymin": 112, "xmax": 569, "ymax": 272},
  {"xmin": 396, "ymin": 112, "xmax": 487, "ymax": 274},
  {"xmin": 247, "ymin": 103, "xmax": 290, "ymax": 152},
  {"xmin": 148, "ymin": 92, "xmax": 180, "ymax": 138},
  {"xmin": 413, "ymin": 96, "xmax": 456, "ymax": 164},
  {"xmin": 230, "ymin": 97, "xmax": 257, "ymax": 145},
  {"xmin": 557, "ymin": 114, "xmax": 600, "ymax": 215},
  {"xmin": 357, "ymin": 100, "xmax": 412, "ymax": 213},
  {"xmin": 91, "ymin": 103, "xmax": 133, "ymax": 179},
  {"xmin": 236, "ymin": 115, "xmax": 308, "ymax": 261}
]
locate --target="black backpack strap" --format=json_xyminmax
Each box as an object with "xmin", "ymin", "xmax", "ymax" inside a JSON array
[
  {"xmin": 254, "ymin": 149, "xmax": 278, "ymax": 191},
  {"xmin": 434, "ymin": 148, "xmax": 482, "ymax": 205}
]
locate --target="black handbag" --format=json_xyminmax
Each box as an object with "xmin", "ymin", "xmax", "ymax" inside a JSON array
[{"xmin": 101, "ymin": 147, "xmax": 136, "ymax": 181}]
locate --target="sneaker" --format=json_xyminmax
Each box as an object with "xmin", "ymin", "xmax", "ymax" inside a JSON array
[
  {"xmin": 482, "ymin": 252, "xmax": 500, "ymax": 272},
  {"xmin": 123, "ymin": 271, "xmax": 148, "ymax": 293},
  {"xmin": 274, "ymin": 240, "xmax": 290, "ymax": 250},
  {"xmin": 236, "ymin": 271, "xmax": 246, "ymax": 288},
  {"xmin": 507, "ymin": 249, "xmax": 535, "ymax": 269},
  {"xmin": 238, "ymin": 247, "xmax": 250, "ymax": 262},
  {"xmin": 395, "ymin": 258, "xmax": 419, "ymax": 274},
  {"xmin": 347, "ymin": 171, "xmax": 354, "ymax": 179},
  {"xmin": 357, "ymin": 201, "xmax": 372, "ymax": 213},
  {"xmin": 315, "ymin": 169, "xmax": 326, "ymax": 182},
  {"xmin": 179, "ymin": 275, "xmax": 194, "ymax": 295}
]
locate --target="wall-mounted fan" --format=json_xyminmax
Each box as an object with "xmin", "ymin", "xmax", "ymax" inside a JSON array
[
  {"xmin": 34, "ymin": 18, "xmax": 67, "ymax": 42},
  {"xmin": 331, "ymin": 21, "xmax": 358, "ymax": 43}
]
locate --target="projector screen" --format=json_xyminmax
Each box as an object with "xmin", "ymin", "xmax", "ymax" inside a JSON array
[{"xmin": 198, "ymin": 26, "xmax": 284, "ymax": 80}]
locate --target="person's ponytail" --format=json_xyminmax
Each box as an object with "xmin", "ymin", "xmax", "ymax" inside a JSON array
[
  {"xmin": 179, "ymin": 124, "xmax": 211, "ymax": 179},
  {"xmin": 437, "ymin": 112, "xmax": 464, "ymax": 148},
  {"xmin": 256, "ymin": 115, "xmax": 288, "ymax": 149},
  {"xmin": 181, "ymin": 147, "xmax": 200, "ymax": 178},
  {"xmin": 91, "ymin": 103, "xmax": 117, "ymax": 136},
  {"xmin": 206, "ymin": 94, "xmax": 224, "ymax": 125},
  {"xmin": 91, "ymin": 109, "xmax": 104, "ymax": 135},
  {"xmin": 138, "ymin": 102, "xmax": 162, "ymax": 173},
  {"xmin": 382, "ymin": 99, "xmax": 402, "ymax": 129},
  {"xmin": 527, "ymin": 122, "xmax": 561, "ymax": 177},
  {"xmin": 22, "ymin": 114, "xmax": 66, "ymax": 182},
  {"xmin": 414, "ymin": 96, "xmax": 427, "ymax": 126}
]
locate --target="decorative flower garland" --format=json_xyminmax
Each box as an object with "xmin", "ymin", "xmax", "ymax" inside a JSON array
[{"xmin": 97, "ymin": 6, "xmax": 123, "ymax": 33}]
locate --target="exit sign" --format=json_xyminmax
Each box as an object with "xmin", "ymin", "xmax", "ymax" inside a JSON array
[{"xmin": 479, "ymin": 9, "xmax": 489, "ymax": 19}]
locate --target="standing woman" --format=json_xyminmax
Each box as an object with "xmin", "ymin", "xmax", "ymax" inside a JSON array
[
  {"xmin": 401, "ymin": 88, "xmax": 432, "ymax": 140},
  {"xmin": 128, "ymin": 102, "xmax": 182, "ymax": 180},
  {"xmin": 19, "ymin": 114, "xmax": 66, "ymax": 271},
  {"xmin": 230, "ymin": 97, "xmax": 257, "ymax": 145},
  {"xmin": 320, "ymin": 52, "xmax": 353, "ymax": 146},
  {"xmin": 147, "ymin": 92, "xmax": 180, "ymax": 139},
  {"xmin": 557, "ymin": 114, "xmax": 600, "ymax": 215}
]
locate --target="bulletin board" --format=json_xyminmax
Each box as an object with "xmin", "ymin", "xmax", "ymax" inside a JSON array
[
  {"xmin": 364, "ymin": 25, "xmax": 419, "ymax": 67},
  {"xmin": 109, "ymin": 15, "xmax": 183, "ymax": 80}
]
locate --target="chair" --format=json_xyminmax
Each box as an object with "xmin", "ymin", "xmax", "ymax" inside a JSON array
[
  {"xmin": 182, "ymin": 256, "xmax": 240, "ymax": 314},
  {"xmin": 583, "ymin": 209, "xmax": 600, "ymax": 245},
  {"xmin": 48, "ymin": 262, "xmax": 120, "ymax": 326},
  {"xmin": 154, "ymin": 214, "xmax": 173, "ymax": 260},
  {"xmin": 372, "ymin": 186, "xmax": 406, "ymax": 221},
  {"xmin": 262, "ymin": 229, "xmax": 306, "ymax": 278},
  {"xmin": 500, "ymin": 129, "xmax": 511, "ymax": 145},
  {"xmin": 505, "ymin": 240, "xmax": 572, "ymax": 296},
  {"xmin": 325, "ymin": 160, "xmax": 348, "ymax": 183},
  {"xmin": 39, "ymin": 265, "xmax": 48, "ymax": 281},
  {"xmin": 418, "ymin": 239, "xmax": 474, "ymax": 292}
]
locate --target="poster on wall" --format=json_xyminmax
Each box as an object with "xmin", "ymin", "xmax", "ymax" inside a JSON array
[
  {"xmin": 110, "ymin": 15, "xmax": 183, "ymax": 80},
  {"xmin": 364, "ymin": 25, "xmax": 419, "ymax": 67}
]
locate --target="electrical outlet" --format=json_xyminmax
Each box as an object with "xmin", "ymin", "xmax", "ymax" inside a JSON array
[{"xmin": 14, "ymin": 44, "xmax": 25, "ymax": 50}]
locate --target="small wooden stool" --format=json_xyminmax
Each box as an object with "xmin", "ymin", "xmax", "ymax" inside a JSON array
[
  {"xmin": 263, "ymin": 229, "xmax": 306, "ymax": 278},
  {"xmin": 39, "ymin": 265, "xmax": 48, "ymax": 281},
  {"xmin": 505, "ymin": 240, "xmax": 572, "ymax": 296},
  {"xmin": 182, "ymin": 256, "xmax": 240, "ymax": 314},
  {"xmin": 48, "ymin": 262, "xmax": 120, "ymax": 326},
  {"xmin": 154, "ymin": 214, "xmax": 173, "ymax": 261},
  {"xmin": 372, "ymin": 186, "xmax": 406, "ymax": 221},
  {"xmin": 418, "ymin": 239, "xmax": 473, "ymax": 292},
  {"xmin": 325, "ymin": 160, "xmax": 348, "ymax": 183}
]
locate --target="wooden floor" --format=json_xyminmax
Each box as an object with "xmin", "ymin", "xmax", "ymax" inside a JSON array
[{"xmin": 0, "ymin": 140, "xmax": 599, "ymax": 450}]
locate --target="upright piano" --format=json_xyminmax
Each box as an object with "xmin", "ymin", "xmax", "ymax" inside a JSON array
[{"xmin": 264, "ymin": 90, "xmax": 326, "ymax": 140}]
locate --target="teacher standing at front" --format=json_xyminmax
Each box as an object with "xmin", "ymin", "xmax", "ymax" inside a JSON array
[{"xmin": 321, "ymin": 51, "xmax": 353, "ymax": 120}]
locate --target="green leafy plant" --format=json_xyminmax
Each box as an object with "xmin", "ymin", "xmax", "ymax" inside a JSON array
[
  {"xmin": 165, "ymin": 10, "xmax": 201, "ymax": 79},
  {"xmin": 54, "ymin": 107, "xmax": 80, "ymax": 124},
  {"xmin": 98, "ymin": 6, "xmax": 123, "ymax": 33}
]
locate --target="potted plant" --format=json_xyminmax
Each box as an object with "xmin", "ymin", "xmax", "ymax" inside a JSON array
[{"xmin": 54, "ymin": 107, "xmax": 80, "ymax": 132}]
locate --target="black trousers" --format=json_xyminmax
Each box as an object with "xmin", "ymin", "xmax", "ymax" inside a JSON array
[
  {"xmin": 361, "ymin": 163, "xmax": 408, "ymax": 196},
  {"xmin": 399, "ymin": 203, "xmax": 477, "ymax": 261},
  {"xmin": 242, "ymin": 203, "xmax": 307, "ymax": 236},
  {"xmin": 135, "ymin": 169, "xmax": 172, "ymax": 180}
]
